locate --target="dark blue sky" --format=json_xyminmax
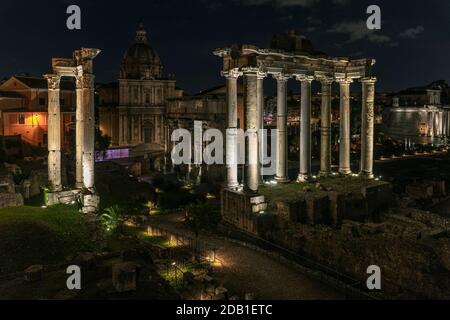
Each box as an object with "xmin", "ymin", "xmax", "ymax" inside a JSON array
[{"xmin": 0, "ymin": 0, "xmax": 448, "ymax": 94}]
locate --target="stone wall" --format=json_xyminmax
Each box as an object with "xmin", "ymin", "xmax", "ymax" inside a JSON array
[
  {"xmin": 0, "ymin": 173, "xmax": 24, "ymax": 208},
  {"xmin": 0, "ymin": 193, "xmax": 24, "ymax": 208},
  {"xmin": 270, "ymin": 208, "xmax": 450, "ymax": 299},
  {"xmin": 221, "ymin": 189, "xmax": 267, "ymax": 235}
]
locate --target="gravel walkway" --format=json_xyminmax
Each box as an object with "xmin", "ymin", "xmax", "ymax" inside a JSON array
[{"xmin": 148, "ymin": 213, "xmax": 343, "ymax": 300}]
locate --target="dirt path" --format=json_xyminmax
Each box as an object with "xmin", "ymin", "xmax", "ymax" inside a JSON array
[{"xmin": 148, "ymin": 213, "xmax": 343, "ymax": 300}]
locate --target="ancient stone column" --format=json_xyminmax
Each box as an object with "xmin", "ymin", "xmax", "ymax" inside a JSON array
[
  {"xmin": 82, "ymin": 73, "xmax": 96, "ymax": 191},
  {"xmin": 75, "ymin": 73, "xmax": 84, "ymax": 188},
  {"xmin": 274, "ymin": 73, "xmax": 290, "ymax": 182},
  {"xmin": 224, "ymin": 69, "xmax": 240, "ymax": 190},
  {"xmin": 257, "ymin": 72, "xmax": 266, "ymax": 184},
  {"xmin": 360, "ymin": 77, "xmax": 376, "ymax": 179},
  {"xmin": 45, "ymin": 74, "xmax": 62, "ymax": 192},
  {"xmin": 319, "ymin": 78, "xmax": 332, "ymax": 176},
  {"xmin": 297, "ymin": 76, "xmax": 314, "ymax": 182},
  {"xmin": 244, "ymin": 69, "xmax": 259, "ymax": 192},
  {"xmin": 338, "ymin": 79, "xmax": 352, "ymax": 175},
  {"xmin": 74, "ymin": 48, "xmax": 100, "ymax": 192}
]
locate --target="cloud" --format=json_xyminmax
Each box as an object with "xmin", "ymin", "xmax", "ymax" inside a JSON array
[
  {"xmin": 328, "ymin": 20, "xmax": 396, "ymax": 46},
  {"xmin": 242, "ymin": 0, "xmax": 320, "ymax": 7},
  {"xmin": 399, "ymin": 25, "xmax": 425, "ymax": 39}
]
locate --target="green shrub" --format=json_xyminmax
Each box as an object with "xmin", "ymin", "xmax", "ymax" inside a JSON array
[{"xmin": 100, "ymin": 205, "xmax": 123, "ymax": 233}]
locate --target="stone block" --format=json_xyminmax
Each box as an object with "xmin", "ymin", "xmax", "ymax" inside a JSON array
[
  {"xmin": 328, "ymin": 191, "xmax": 345, "ymax": 226},
  {"xmin": 250, "ymin": 195, "xmax": 265, "ymax": 204},
  {"xmin": 405, "ymin": 183, "xmax": 433, "ymax": 200},
  {"xmin": 277, "ymin": 200, "xmax": 304, "ymax": 223},
  {"xmin": 252, "ymin": 202, "xmax": 267, "ymax": 213},
  {"xmin": 46, "ymin": 190, "xmax": 79, "ymax": 206},
  {"xmin": 112, "ymin": 262, "xmax": 138, "ymax": 292},
  {"xmin": 0, "ymin": 193, "xmax": 24, "ymax": 208},
  {"xmin": 215, "ymin": 286, "xmax": 228, "ymax": 298},
  {"xmin": 305, "ymin": 194, "xmax": 330, "ymax": 225},
  {"xmin": 24, "ymin": 265, "xmax": 44, "ymax": 282},
  {"xmin": 82, "ymin": 194, "xmax": 100, "ymax": 214},
  {"xmin": 342, "ymin": 195, "xmax": 368, "ymax": 221},
  {"xmin": 362, "ymin": 182, "xmax": 393, "ymax": 218},
  {"xmin": 0, "ymin": 173, "xmax": 15, "ymax": 193}
]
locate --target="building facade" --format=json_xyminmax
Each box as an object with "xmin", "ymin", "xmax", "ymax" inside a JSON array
[
  {"xmin": 383, "ymin": 80, "xmax": 450, "ymax": 142},
  {"xmin": 0, "ymin": 76, "xmax": 76, "ymax": 148},
  {"xmin": 99, "ymin": 24, "xmax": 183, "ymax": 151}
]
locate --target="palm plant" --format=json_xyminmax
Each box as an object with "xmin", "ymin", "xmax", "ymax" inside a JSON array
[{"xmin": 100, "ymin": 205, "xmax": 122, "ymax": 233}]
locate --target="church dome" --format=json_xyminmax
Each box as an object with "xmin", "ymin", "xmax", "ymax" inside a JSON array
[{"xmin": 120, "ymin": 23, "xmax": 162, "ymax": 80}]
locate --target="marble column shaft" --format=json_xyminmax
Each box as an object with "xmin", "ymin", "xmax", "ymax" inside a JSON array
[
  {"xmin": 274, "ymin": 74, "xmax": 289, "ymax": 182},
  {"xmin": 82, "ymin": 74, "xmax": 95, "ymax": 191},
  {"xmin": 360, "ymin": 77, "xmax": 376, "ymax": 178},
  {"xmin": 319, "ymin": 79, "xmax": 332, "ymax": 176},
  {"xmin": 244, "ymin": 71, "xmax": 259, "ymax": 192},
  {"xmin": 224, "ymin": 70, "xmax": 240, "ymax": 189},
  {"xmin": 256, "ymin": 73, "xmax": 265, "ymax": 183},
  {"xmin": 338, "ymin": 79, "xmax": 352, "ymax": 175},
  {"xmin": 298, "ymin": 77, "xmax": 313, "ymax": 182},
  {"xmin": 75, "ymin": 75, "xmax": 84, "ymax": 188},
  {"xmin": 45, "ymin": 74, "xmax": 62, "ymax": 192}
]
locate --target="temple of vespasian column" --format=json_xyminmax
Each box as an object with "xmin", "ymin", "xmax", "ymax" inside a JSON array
[
  {"xmin": 215, "ymin": 45, "xmax": 376, "ymax": 231},
  {"xmin": 44, "ymin": 48, "xmax": 101, "ymax": 214}
]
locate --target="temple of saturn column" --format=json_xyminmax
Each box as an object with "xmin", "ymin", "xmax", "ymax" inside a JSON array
[
  {"xmin": 215, "ymin": 45, "xmax": 377, "ymax": 195},
  {"xmin": 44, "ymin": 48, "xmax": 101, "ymax": 213}
]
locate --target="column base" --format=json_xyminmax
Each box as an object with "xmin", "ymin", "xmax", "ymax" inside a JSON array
[
  {"xmin": 319, "ymin": 171, "xmax": 331, "ymax": 177},
  {"xmin": 81, "ymin": 192, "xmax": 100, "ymax": 214},
  {"xmin": 75, "ymin": 182, "xmax": 84, "ymax": 189},
  {"xmin": 359, "ymin": 172, "xmax": 374, "ymax": 179},
  {"xmin": 274, "ymin": 176, "xmax": 290, "ymax": 183},
  {"xmin": 296, "ymin": 174, "xmax": 310, "ymax": 183},
  {"xmin": 243, "ymin": 186, "xmax": 258, "ymax": 195},
  {"xmin": 227, "ymin": 183, "xmax": 240, "ymax": 191},
  {"xmin": 339, "ymin": 169, "xmax": 352, "ymax": 176}
]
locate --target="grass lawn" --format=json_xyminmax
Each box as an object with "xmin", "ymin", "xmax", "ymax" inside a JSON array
[
  {"xmin": 259, "ymin": 176, "xmax": 385, "ymax": 204},
  {"xmin": 0, "ymin": 205, "xmax": 93, "ymax": 274}
]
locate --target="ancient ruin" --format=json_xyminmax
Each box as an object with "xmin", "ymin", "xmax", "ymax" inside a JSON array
[
  {"xmin": 214, "ymin": 44, "xmax": 377, "ymax": 226},
  {"xmin": 44, "ymin": 48, "xmax": 101, "ymax": 213}
]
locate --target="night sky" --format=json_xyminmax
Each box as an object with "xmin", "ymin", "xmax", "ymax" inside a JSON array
[{"xmin": 0, "ymin": 0, "xmax": 449, "ymax": 94}]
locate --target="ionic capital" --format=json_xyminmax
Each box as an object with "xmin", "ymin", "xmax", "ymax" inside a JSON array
[
  {"xmin": 222, "ymin": 69, "xmax": 241, "ymax": 79},
  {"xmin": 242, "ymin": 67, "xmax": 260, "ymax": 76},
  {"xmin": 273, "ymin": 73, "xmax": 290, "ymax": 82},
  {"xmin": 317, "ymin": 77, "xmax": 334, "ymax": 85},
  {"xmin": 295, "ymin": 75, "xmax": 314, "ymax": 83},
  {"xmin": 257, "ymin": 71, "xmax": 268, "ymax": 80},
  {"xmin": 360, "ymin": 77, "xmax": 377, "ymax": 84},
  {"xmin": 44, "ymin": 74, "xmax": 61, "ymax": 90},
  {"xmin": 336, "ymin": 78, "xmax": 353, "ymax": 85}
]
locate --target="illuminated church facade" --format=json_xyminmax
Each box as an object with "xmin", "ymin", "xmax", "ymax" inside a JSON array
[{"xmin": 98, "ymin": 24, "xmax": 183, "ymax": 152}]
